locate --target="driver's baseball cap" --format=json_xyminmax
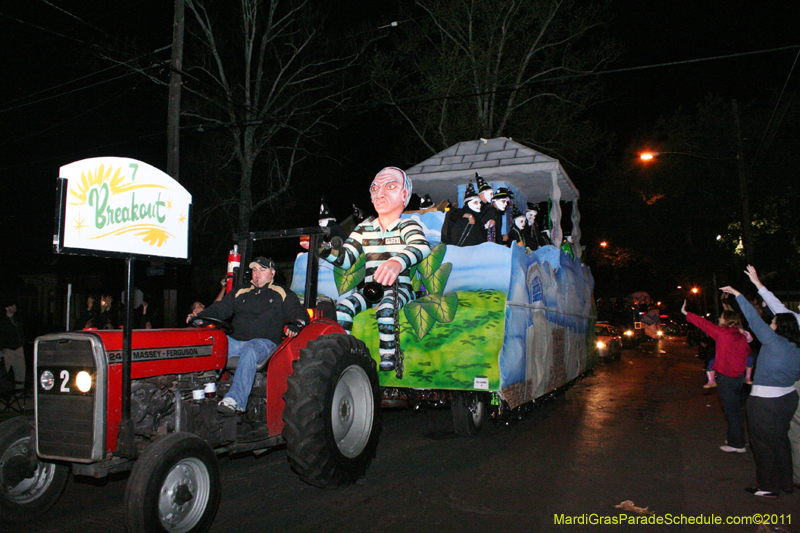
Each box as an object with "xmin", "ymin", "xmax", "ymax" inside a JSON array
[{"xmin": 249, "ymin": 256, "xmax": 276, "ymax": 270}]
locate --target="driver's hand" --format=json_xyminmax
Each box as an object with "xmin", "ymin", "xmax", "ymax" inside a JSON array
[{"xmin": 373, "ymin": 259, "xmax": 402, "ymax": 286}]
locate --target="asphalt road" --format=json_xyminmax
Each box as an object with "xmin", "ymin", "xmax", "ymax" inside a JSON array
[{"xmin": 21, "ymin": 338, "xmax": 798, "ymax": 532}]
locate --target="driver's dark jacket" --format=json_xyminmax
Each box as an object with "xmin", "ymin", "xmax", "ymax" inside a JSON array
[{"xmin": 198, "ymin": 281, "xmax": 306, "ymax": 344}]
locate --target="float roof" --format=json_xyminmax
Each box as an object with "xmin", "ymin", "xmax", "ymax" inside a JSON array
[{"xmin": 405, "ymin": 138, "xmax": 578, "ymax": 204}]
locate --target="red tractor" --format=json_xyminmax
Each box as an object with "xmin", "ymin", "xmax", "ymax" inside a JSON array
[{"xmin": 0, "ymin": 228, "xmax": 382, "ymax": 532}]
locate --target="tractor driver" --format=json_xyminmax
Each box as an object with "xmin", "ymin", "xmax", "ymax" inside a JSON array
[
  {"xmin": 188, "ymin": 257, "xmax": 307, "ymax": 415},
  {"xmin": 315, "ymin": 167, "xmax": 431, "ymax": 371}
]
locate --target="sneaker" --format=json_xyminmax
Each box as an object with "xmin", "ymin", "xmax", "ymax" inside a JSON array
[
  {"xmin": 379, "ymin": 355, "xmax": 395, "ymax": 371},
  {"xmin": 216, "ymin": 396, "xmax": 240, "ymax": 416},
  {"xmin": 744, "ymin": 487, "xmax": 778, "ymax": 498},
  {"xmin": 720, "ymin": 445, "xmax": 747, "ymax": 453}
]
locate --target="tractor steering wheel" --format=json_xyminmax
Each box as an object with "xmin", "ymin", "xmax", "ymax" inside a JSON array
[{"xmin": 189, "ymin": 315, "xmax": 234, "ymax": 335}]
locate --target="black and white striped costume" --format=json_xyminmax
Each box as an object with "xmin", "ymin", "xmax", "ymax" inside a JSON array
[{"xmin": 319, "ymin": 217, "xmax": 431, "ymax": 359}]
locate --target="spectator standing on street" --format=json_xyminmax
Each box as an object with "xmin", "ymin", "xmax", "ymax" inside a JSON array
[
  {"xmin": 0, "ymin": 298, "xmax": 25, "ymax": 386},
  {"xmin": 742, "ymin": 265, "xmax": 800, "ymax": 490},
  {"xmin": 720, "ymin": 285, "xmax": 800, "ymax": 498},
  {"xmin": 681, "ymin": 300, "xmax": 750, "ymax": 454}
]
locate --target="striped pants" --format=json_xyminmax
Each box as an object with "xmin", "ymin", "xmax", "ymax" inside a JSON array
[{"xmin": 337, "ymin": 283, "xmax": 414, "ymax": 358}]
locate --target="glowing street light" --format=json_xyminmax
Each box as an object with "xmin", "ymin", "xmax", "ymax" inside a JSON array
[
  {"xmin": 639, "ymin": 151, "xmax": 734, "ymax": 162},
  {"xmin": 691, "ymin": 287, "xmax": 699, "ymax": 294},
  {"xmin": 600, "ymin": 241, "xmax": 608, "ymax": 248}
]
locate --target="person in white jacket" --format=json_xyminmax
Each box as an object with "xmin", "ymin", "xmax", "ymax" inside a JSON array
[{"xmin": 744, "ymin": 265, "xmax": 800, "ymax": 489}]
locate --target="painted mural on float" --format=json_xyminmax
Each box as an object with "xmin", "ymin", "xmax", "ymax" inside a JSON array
[{"xmin": 291, "ymin": 210, "xmax": 595, "ymax": 408}]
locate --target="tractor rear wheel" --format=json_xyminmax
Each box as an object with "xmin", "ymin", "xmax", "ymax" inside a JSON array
[{"xmin": 283, "ymin": 333, "xmax": 381, "ymax": 488}]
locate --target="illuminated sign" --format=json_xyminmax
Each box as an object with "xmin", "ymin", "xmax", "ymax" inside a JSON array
[{"xmin": 57, "ymin": 157, "xmax": 191, "ymax": 260}]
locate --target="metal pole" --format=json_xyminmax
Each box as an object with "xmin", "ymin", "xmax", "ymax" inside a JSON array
[
  {"xmin": 166, "ymin": 0, "xmax": 185, "ymax": 180},
  {"xmin": 304, "ymin": 234, "xmax": 320, "ymax": 308},
  {"xmin": 117, "ymin": 257, "xmax": 136, "ymax": 457},
  {"xmin": 66, "ymin": 283, "xmax": 72, "ymax": 331}
]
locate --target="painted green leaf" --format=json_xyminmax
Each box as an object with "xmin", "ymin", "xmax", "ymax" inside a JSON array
[
  {"xmin": 423, "ymin": 262, "xmax": 452, "ymax": 296},
  {"xmin": 417, "ymin": 243, "xmax": 446, "ymax": 279},
  {"xmin": 403, "ymin": 298, "xmax": 438, "ymax": 339},
  {"xmin": 431, "ymin": 292, "xmax": 459, "ymax": 323},
  {"xmin": 333, "ymin": 254, "xmax": 366, "ymax": 295},
  {"xmin": 410, "ymin": 265, "xmax": 421, "ymax": 291}
]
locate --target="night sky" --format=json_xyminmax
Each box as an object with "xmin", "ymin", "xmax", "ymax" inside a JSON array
[{"xmin": 1, "ymin": 0, "xmax": 798, "ymax": 310}]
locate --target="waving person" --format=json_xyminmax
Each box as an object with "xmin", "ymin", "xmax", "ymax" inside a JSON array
[
  {"xmin": 742, "ymin": 265, "xmax": 800, "ymax": 491},
  {"xmin": 681, "ymin": 300, "xmax": 750, "ymax": 454},
  {"xmin": 720, "ymin": 285, "xmax": 800, "ymax": 498}
]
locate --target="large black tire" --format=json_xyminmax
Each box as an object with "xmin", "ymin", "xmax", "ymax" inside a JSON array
[
  {"xmin": 283, "ymin": 333, "xmax": 381, "ymax": 488},
  {"xmin": 452, "ymin": 392, "xmax": 489, "ymax": 437},
  {"xmin": 124, "ymin": 432, "xmax": 221, "ymax": 533},
  {"xmin": 0, "ymin": 416, "xmax": 69, "ymax": 523}
]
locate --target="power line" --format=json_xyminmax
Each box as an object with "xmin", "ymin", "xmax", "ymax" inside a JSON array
[
  {"xmin": 0, "ymin": 62, "xmax": 167, "ymax": 114},
  {"xmin": 746, "ymin": 47, "xmax": 800, "ymax": 174}
]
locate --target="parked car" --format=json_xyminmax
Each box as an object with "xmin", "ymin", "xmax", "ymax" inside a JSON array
[{"xmin": 594, "ymin": 323, "xmax": 622, "ymax": 359}]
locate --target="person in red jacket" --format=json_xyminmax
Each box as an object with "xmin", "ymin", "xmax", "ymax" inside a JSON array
[{"xmin": 682, "ymin": 300, "xmax": 751, "ymax": 453}]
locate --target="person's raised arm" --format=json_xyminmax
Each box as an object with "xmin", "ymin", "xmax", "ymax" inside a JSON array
[
  {"xmin": 682, "ymin": 299, "xmax": 725, "ymax": 339},
  {"xmin": 721, "ymin": 287, "xmax": 779, "ymax": 345},
  {"xmin": 745, "ymin": 265, "xmax": 792, "ymax": 316}
]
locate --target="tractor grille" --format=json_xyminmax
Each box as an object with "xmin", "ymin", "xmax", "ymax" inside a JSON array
[{"xmin": 35, "ymin": 334, "xmax": 107, "ymax": 463}]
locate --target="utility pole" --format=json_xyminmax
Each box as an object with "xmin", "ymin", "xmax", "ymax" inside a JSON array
[
  {"xmin": 166, "ymin": 0, "xmax": 185, "ymax": 181},
  {"xmin": 732, "ymin": 99, "xmax": 754, "ymax": 264}
]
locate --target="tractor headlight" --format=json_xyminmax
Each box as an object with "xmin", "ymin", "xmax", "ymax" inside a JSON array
[
  {"xmin": 624, "ymin": 330, "xmax": 634, "ymax": 336},
  {"xmin": 40, "ymin": 370, "xmax": 55, "ymax": 390},
  {"xmin": 76, "ymin": 371, "xmax": 93, "ymax": 393},
  {"xmin": 596, "ymin": 341, "xmax": 606, "ymax": 349}
]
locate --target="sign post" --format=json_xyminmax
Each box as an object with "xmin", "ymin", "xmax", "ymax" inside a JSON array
[{"xmin": 54, "ymin": 157, "xmax": 192, "ymax": 457}]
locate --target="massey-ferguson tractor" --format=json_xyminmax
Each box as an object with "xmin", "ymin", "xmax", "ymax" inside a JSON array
[{"xmin": 0, "ymin": 228, "xmax": 382, "ymax": 533}]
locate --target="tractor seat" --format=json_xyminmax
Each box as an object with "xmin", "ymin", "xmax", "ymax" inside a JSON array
[{"xmin": 224, "ymin": 355, "xmax": 271, "ymax": 373}]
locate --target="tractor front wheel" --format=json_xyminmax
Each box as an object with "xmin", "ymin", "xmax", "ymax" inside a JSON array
[
  {"xmin": 124, "ymin": 432, "xmax": 220, "ymax": 533},
  {"xmin": 0, "ymin": 416, "xmax": 69, "ymax": 523}
]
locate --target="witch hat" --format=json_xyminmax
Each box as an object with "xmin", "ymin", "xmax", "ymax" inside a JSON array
[
  {"xmin": 320, "ymin": 197, "xmax": 335, "ymax": 221},
  {"xmin": 492, "ymin": 187, "xmax": 512, "ymax": 200},
  {"xmin": 464, "ymin": 182, "xmax": 479, "ymax": 202},
  {"xmin": 476, "ymin": 173, "xmax": 492, "ymax": 195}
]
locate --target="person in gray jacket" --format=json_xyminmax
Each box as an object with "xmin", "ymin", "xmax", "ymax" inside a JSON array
[
  {"xmin": 743, "ymin": 265, "xmax": 800, "ymax": 490},
  {"xmin": 721, "ymin": 284, "xmax": 800, "ymax": 497}
]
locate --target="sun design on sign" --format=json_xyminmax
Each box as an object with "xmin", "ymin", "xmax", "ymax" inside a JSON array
[
  {"xmin": 68, "ymin": 164, "xmax": 166, "ymax": 206},
  {"xmin": 178, "ymin": 212, "xmax": 187, "ymax": 224},
  {"xmin": 72, "ymin": 214, "xmax": 87, "ymax": 238}
]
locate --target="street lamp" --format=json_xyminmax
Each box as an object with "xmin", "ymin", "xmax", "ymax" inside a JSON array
[{"xmin": 639, "ymin": 151, "xmax": 735, "ymax": 162}]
